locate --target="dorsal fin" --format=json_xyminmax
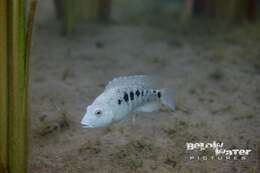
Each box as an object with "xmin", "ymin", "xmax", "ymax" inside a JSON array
[{"xmin": 105, "ymin": 75, "xmax": 159, "ymax": 90}]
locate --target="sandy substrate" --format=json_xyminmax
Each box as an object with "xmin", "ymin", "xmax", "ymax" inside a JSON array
[{"xmin": 29, "ymin": 1, "xmax": 260, "ymax": 173}]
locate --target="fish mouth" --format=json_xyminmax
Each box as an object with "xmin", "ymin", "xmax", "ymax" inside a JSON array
[
  {"xmin": 81, "ymin": 124, "xmax": 92, "ymax": 128},
  {"xmin": 80, "ymin": 122, "xmax": 93, "ymax": 128}
]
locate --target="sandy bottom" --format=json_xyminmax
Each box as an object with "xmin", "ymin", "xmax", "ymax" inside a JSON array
[{"xmin": 29, "ymin": 1, "xmax": 260, "ymax": 173}]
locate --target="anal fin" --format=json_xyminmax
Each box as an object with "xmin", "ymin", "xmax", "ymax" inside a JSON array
[{"xmin": 135, "ymin": 102, "xmax": 161, "ymax": 113}]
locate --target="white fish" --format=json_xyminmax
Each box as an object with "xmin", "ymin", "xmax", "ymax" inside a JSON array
[{"xmin": 80, "ymin": 75, "xmax": 175, "ymax": 128}]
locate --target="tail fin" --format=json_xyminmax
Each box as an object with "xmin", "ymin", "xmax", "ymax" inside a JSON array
[{"xmin": 161, "ymin": 88, "xmax": 176, "ymax": 111}]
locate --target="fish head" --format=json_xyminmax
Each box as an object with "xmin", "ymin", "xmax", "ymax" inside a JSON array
[{"xmin": 81, "ymin": 103, "xmax": 114, "ymax": 128}]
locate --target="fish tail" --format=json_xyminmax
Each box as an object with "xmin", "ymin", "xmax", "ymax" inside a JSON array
[{"xmin": 161, "ymin": 88, "xmax": 176, "ymax": 111}]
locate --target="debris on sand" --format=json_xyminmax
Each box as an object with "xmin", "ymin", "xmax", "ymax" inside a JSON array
[
  {"xmin": 164, "ymin": 154, "xmax": 177, "ymax": 168},
  {"xmin": 233, "ymin": 114, "xmax": 255, "ymax": 121},
  {"xmin": 208, "ymin": 69, "xmax": 224, "ymax": 81},
  {"xmin": 95, "ymin": 41, "xmax": 105, "ymax": 49},
  {"xmin": 78, "ymin": 140, "xmax": 102, "ymax": 155},
  {"xmin": 110, "ymin": 138, "xmax": 158, "ymax": 171},
  {"xmin": 210, "ymin": 105, "xmax": 233, "ymax": 115},
  {"xmin": 37, "ymin": 113, "xmax": 70, "ymax": 137}
]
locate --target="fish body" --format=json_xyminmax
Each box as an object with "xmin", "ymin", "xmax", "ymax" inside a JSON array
[{"xmin": 80, "ymin": 75, "xmax": 175, "ymax": 128}]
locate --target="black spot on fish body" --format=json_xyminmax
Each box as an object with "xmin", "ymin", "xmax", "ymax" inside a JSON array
[
  {"xmin": 157, "ymin": 91, "xmax": 161, "ymax": 98},
  {"xmin": 118, "ymin": 99, "xmax": 122, "ymax": 105},
  {"xmin": 123, "ymin": 92, "xmax": 129, "ymax": 102},
  {"xmin": 153, "ymin": 90, "xmax": 156, "ymax": 94},
  {"xmin": 130, "ymin": 91, "xmax": 134, "ymax": 100},
  {"xmin": 136, "ymin": 90, "xmax": 140, "ymax": 97},
  {"xmin": 141, "ymin": 90, "xmax": 144, "ymax": 96}
]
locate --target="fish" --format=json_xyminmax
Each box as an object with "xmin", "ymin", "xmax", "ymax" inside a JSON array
[{"xmin": 80, "ymin": 75, "xmax": 175, "ymax": 128}]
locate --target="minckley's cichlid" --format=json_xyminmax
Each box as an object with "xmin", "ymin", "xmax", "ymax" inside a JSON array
[{"xmin": 80, "ymin": 75, "xmax": 175, "ymax": 128}]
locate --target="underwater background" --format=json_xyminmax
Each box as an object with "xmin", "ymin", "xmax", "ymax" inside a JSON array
[{"xmin": 29, "ymin": 0, "xmax": 260, "ymax": 172}]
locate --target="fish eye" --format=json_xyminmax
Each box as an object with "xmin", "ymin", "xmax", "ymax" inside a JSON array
[{"xmin": 94, "ymin": 110, "xmax": 102, "ymax": 117}]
